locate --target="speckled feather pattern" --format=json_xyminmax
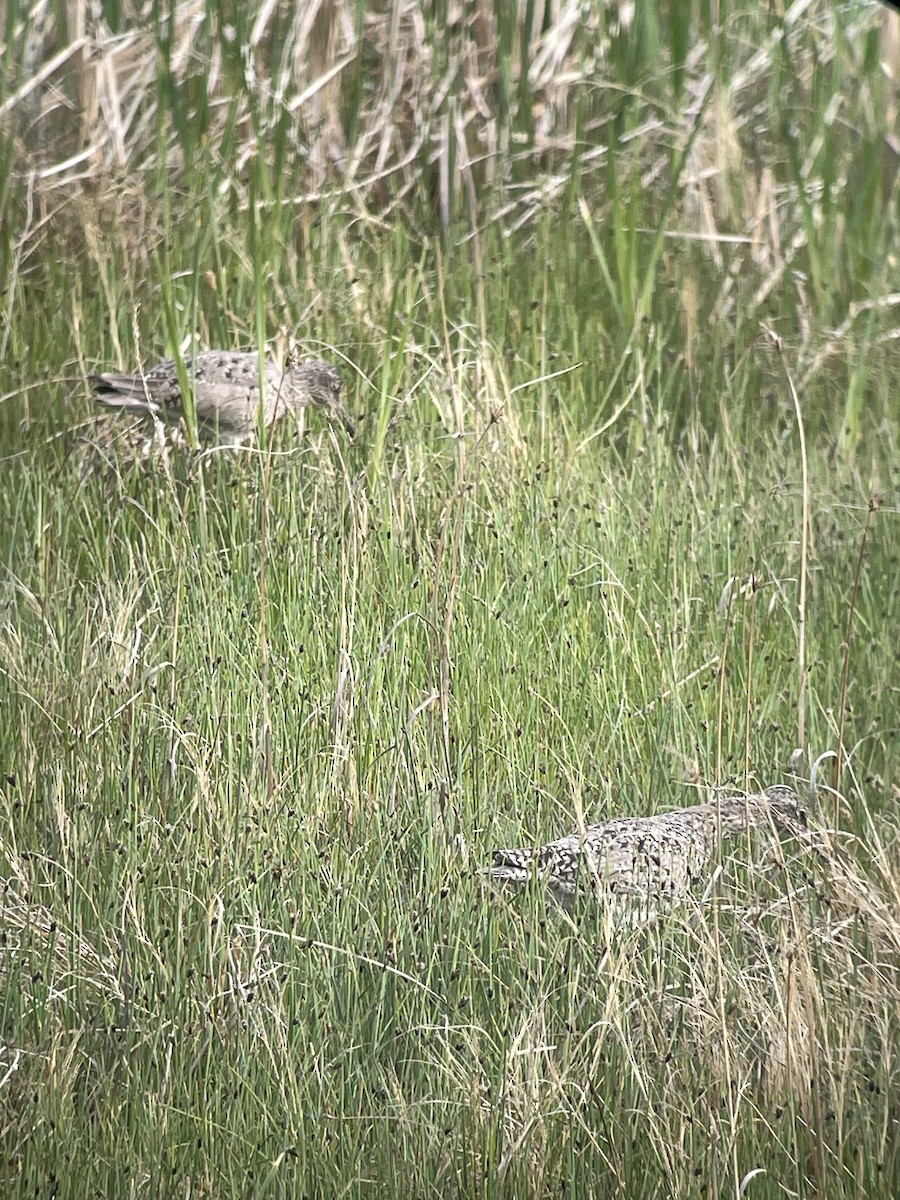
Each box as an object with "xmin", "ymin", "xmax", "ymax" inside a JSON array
[
  {"xmin": 482, "ymin": 785, "xmax": 807, "ymax": 909},
  {"xmin": 90, "ymin": 352, "xmax": 353, "ymax": 440}
]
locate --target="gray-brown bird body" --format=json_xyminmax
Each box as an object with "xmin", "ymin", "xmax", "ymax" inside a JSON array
[
  {"xmin": 90, "ymin": 352, "xmax": 353, "ymax": 442},
  {"xmin": 481, "ymin": 785, "xmax": 806, "ymax": 910}
]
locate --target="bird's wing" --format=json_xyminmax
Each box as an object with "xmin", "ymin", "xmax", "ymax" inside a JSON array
[
  {"xmin": 587, "ymin": 821, "xmax": 708, "ymax": 898},
  {"xmin": 189, "ymin": 381, "xmax": 263, "ymax": 427},
  {"xmin": 191, "ymin": 358, "xmax": 295, "ymax": 426}
]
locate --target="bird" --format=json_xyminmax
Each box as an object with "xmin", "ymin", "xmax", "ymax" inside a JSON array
[
  {"xmin": 479, "ymin": 785, "xmax": 807, "ymax": 912},
  {"xmin": 90, "ymin": 348, "xmax": 354, "ymax": 444}
]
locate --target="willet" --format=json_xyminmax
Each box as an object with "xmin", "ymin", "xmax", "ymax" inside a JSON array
[
  {"xmin": 480, "ymin": 785, "xmax": 807, "ymax": 912},
  {"xmin": 90, "ymin": 349, "xmax": 354, "ymax": 444}
]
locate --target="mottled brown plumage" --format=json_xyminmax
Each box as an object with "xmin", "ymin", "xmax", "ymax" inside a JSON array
[
  {"xmin": 90, "ymin": 351, "xmax": 353, "ymax": 443},
  {"xmin": 481, "ymin": 785, "xmax": 807, "ymax": 911}
]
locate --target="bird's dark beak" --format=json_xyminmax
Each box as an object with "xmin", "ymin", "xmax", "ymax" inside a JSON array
[{"xmin": 334, "ymin": 404, "xmax": 355, "ymax": 438}]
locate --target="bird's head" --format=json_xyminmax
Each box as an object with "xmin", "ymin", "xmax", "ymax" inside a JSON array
[
  {"xmin": 762, "ymin": 784, "xmax": 809, "ymax": 833},
  {"xmin": 287, "ymin": 356, "xmax": 355, "ymax": 437}
]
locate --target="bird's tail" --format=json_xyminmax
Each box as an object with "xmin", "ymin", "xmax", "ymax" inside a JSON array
[
  {"xmin": 477, "ymin": 847, "xmax": 538, "ymax": 885},
  {"xmin": 90, "ymin": 373, "xmax": 159, "ymax": 413}
]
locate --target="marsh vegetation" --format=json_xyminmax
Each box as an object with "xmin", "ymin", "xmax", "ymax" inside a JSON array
[{"xmin": 1, "ymin": 1, "xmax": 899, "ymax": 1196}]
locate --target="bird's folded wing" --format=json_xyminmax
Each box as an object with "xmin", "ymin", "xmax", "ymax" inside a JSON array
[{"xmin": 190, "ymin": 383, "xmax": 262, "ymax": 426}]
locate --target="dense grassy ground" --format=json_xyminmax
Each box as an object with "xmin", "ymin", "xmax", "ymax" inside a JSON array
[{"xmin": 1, "ymin": 1, "xmax": 899, "ymax": 1196}]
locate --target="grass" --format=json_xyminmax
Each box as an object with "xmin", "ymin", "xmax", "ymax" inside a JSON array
[{"xmin": 1, "ymin": 0, "xmax": 899, "ymax": 1196}]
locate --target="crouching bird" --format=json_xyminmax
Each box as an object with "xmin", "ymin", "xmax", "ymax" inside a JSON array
[
  {"xmin": 479, "ymin": 785, "xmax": 808, "ymax": 915},
  {"xmin": 90, "ymin": 349, "xmax": 354, "ymax": 445}
]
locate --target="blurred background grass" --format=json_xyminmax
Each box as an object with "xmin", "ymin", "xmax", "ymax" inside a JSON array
[{"xmin": 1, "ymin": 1, "xmax": 899, "ymax": 1197}]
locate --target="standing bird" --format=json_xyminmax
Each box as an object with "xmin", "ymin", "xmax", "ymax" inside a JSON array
[
  {"xmin": 90, "ymin": 349, "xmax": 354, "ymax": 444},
  {"xmin": 480, "ymin": 785, "xmax": 807, "ymax": 912}
]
